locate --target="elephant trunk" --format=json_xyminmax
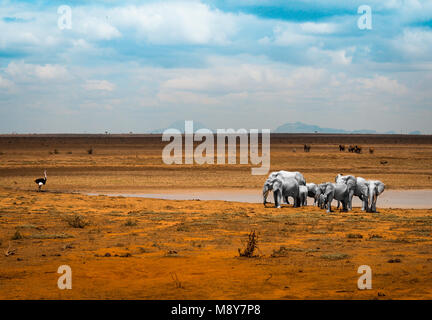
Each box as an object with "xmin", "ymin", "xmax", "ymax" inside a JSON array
[
  {"xmin": 368, "ymin": 185, "xmax": 376, "ymax": 212},
  {"xmin": 263, "ymin": 183, "xmax": 271, "ymax": 205}
]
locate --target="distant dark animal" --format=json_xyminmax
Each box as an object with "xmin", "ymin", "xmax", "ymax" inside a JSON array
[
  {"xmin": 304, "ymin": 144, "xmax": 311, "ymax": 152},
  {"xmin": 348, "ymin": 145, "xmax": 362, "ymax": 153},
  {"xmin": 339, "ymin": 145, "xmax": 345, "ymax": 152},
  {"xmin": 35, "ymin": 170, "xmax": 47, "ymax": 191},
  {"xmin": 369, "ymin": 147, "xmax": 374, "ymax": 154},
  {"xmin": 380, "ymin": 160, "xmax": 388, "ymax": 165}
]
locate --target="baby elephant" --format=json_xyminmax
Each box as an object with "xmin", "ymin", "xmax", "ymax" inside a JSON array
[
  {"xmin": 299, "ymin": 185, "xmax": 308, "ymax": 206},
  {"xmin": 322, "ymin": 183, "xmax": 350, "ymax": 213},
  {"xmin": 269, "ymin": 177, "xmax": 301, "ymax": 208},
  {"xmin": 306, "ymin": 183, "xmax": 318, "ymax": 206}
]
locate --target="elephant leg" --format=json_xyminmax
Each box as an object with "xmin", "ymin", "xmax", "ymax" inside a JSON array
[
  {"xmin": 360, "ymin": 195, "xmax": 366, "ymax": 211},
  {"xmin": 349, "ymin": 191, "xmax": 354, "ymax": 210},
  {"xmin": 263, "ymin": 190, "xmax": 269, "ymax": 206},
  {"xmin": 274, "ymin": 190, "xmax": 281, "ymax": 208},
  {"xmin": 336, "ymin": 200, "xmax": 340, "ymax": 209},
  {"xmin": 371, "ymin": 198, "xmax": 377, "ymax": 212},
  {"xmin": 326, "ymin": 194, "xmax": 333, "ymax": 213},
  {"xmin": 285, "ymin": 196, "xmax": 290, "ymax": 204},
  {"xmin": 341, "ymin": 198, "xmax": 348, "ymax": 212},
  {"xmin": 294, "ymin": 195, "xmax": 300, "ymax": 208}
]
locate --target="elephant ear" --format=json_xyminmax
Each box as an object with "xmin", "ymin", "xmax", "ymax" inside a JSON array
[
  {"xmin": 271, "ymin": 178, "xmax": 283, "ymax": 191},
  {"xmin": 375, "ymin": 181, "xmax": 385, "ymax": 195},
  {"xmin": 263, "ymin": 179, "xmax": 272, "ymax": 191}
]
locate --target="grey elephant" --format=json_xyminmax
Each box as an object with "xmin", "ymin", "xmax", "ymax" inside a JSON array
[
  {"xmin": 315, "ymin": 182, "xmax": 330, "ymax": 208},
  {"xmin": 270, "ymin": 177, "xmax": 301, "ymax": 208},
  {"xmin": 366, "ymin": 180, "xmax": 385, "ymax": 212},
  {"xmin": 322, "ymin": 183, "xmax": 350, "ymax": 213},
  {"xmin": 354, "ymin": 177, "xmax": 370, "ymax": 211},
  {"xmin": 299, "ymin": 185, "xmax": 308, "ymax": 206},
  {"xmin": 263, "ymin": 170, "xmax": 306, "ymax": 205},
  {"xmin": 335, "ymin": 174, "xmax": 369, "ymax": 211},
  {"xmin": 335, "ymin": 174, "xmax": 357, "ymax": 210},
  {"xmin": 306, "ymin": 183, "xmax": 319, "ymax": 206}
]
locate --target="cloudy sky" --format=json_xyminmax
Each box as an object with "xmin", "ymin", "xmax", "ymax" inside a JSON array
[{"xmin": 0, "ymin": 0, "xmax": 431, "ymax": 133}]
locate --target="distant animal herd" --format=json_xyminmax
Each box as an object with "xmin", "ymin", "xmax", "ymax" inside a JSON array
[
  {"xmin": 301, "ymin": 144, "xmax": 374, "ymax": 154},
  {"xmin": 263, "ymin": 171, "xmax": 385, "ymax": 213}
]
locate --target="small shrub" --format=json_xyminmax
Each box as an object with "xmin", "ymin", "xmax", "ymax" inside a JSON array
[
  {"xmin": 271, "ymin": 246, "xmax": 290, "ymax": 258},
  {"xmin": 369, "ymin": 234, "xmax": 383, "ymax": 239},
  {"xmin": 11, "ymin": 230, "xmax": 24, "ymax": 240},
  {"xmin": 54, "ymin": 149, "xmax": 59, "ymax": 154},
  {"xmin": 124, "ymin": 218, "xmax": 137, "ymax": 227},
  {"xmin": 346, "ymin": 233, "xmax": 363, "ymax": 239},
  {"xmin": 170, "ymin": 272, "xmax": 183, "ymax": 289},
  {"xmin": 64, "ymin": 214, "xmax": 89, "ymax": 228},
  {"xmin": 87, "ymin": 147, "xmax": 93, "ymax": 155}
]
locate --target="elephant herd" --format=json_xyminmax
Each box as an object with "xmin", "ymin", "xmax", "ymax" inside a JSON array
[{"xmin": 262, "ymin": 171, "xmax": 385, "ymax": 213}]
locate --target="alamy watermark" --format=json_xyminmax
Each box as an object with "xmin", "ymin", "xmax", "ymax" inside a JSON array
[
  {"xmin": 57, "ymin": 265, "xmax": 72, "ymax": 290},
  {"xmin": 162, "ymin": 121, "xmax": 270, "ymax": 175},
  {"xmin": 357, "ymin": 265, "xmax": 372, "ymax": 290},
  {"xmin": 57, "ymin": 5, "xmax": 72, "ymax": 30},
  {"xmin": 358, "ymin": 5, "xmax": 372, "ymax": 30}
]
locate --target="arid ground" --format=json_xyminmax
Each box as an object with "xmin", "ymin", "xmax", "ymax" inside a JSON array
[{"xmin": 0, "ymin": 134, "xmax": 432, "ymax": 299}]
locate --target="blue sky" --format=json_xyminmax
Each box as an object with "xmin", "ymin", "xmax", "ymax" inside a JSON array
[{"xmin": 0, "ymin": 0, "xmax": 431, "ymax": 133}]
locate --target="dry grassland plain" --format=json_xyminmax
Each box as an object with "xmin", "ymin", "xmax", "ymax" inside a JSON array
[{"xmin": 0, "ymin": 134, "xmax": 432, "ymax": 299}]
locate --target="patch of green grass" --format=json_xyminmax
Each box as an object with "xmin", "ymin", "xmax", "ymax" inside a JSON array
[
  {"xmin": 16, "ymin": 224, "xmax": 39, "ymax": 230},
  {"xmin": 29, "ymin": 233, "xmax": 74, "ymax": 239},
  {"xmin": 321, "ymin": 253, "xmax": 349, "ymax": 260},
  {"xmin": 311, "ymin": 230, "xmax": 329, "ymax": 234}
]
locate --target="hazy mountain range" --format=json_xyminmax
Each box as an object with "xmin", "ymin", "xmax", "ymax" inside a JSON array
[{"xmin": 150, "ymin": 121, "xmax": 422, "ymax": 135}]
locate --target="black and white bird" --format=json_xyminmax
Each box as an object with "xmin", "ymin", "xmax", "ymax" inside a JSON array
[{"xmin": 35, "ymin": 170, "xmax": 47, "ymax": 191}]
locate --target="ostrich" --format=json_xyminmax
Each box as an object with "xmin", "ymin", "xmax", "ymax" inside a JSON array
[{"xmin": 35, "ymin": 170, "xmax": 47, "ymax": 192}]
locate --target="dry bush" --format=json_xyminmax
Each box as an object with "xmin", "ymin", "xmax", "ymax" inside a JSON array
[
  {"xmin": 238, "ymin": 230, "xmax": 259, "ymax": 258},
  {"xmin": 170, "ymin": 272, "xmax": 183, "ymax": 289},
  {"xmin": 64, "ymin": 214, "xmax": 89, "ymax": 228},
  {"xmin": 346, "ymin": 233, "xmax": 363, "ymax": 239},
  {"xmin": 11, "ymin": 230, "xmax": 24, "ymax": 240},
  {"xmin": 124, "ymin": 218, "xmax": 137, "ymax": 227},
  {"xmin": 87, "ymin": 147, "xmax": 93, "ymax": 155}
]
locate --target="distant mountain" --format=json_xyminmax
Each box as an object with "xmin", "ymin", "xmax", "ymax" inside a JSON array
[
  {"xmin": 274, "ymin": 122, "xmax": 377, "ymax": 134},
  {"xmin": 409, "ymin": 130, "xmax": 422, "ymax": 135},
  {"xmin": 149, "ymin": 120, "xmax": 210, "ymax": 133},
  {"xmin": 149, "ymin": 120, "xmax": 422, "ymax": 135},
  {"xmin": 274, "ymin": 122, "xmax": 421, "ymax": 134}
]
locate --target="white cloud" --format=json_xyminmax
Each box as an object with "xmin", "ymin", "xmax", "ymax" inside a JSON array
[
  {"xmin": 395, "ymin": 28, "xmax": 432, "ymax": 58},
  {"xmin": 74, "ymin": 15, "xmax": 122, "ymax": 40},
  {"xmin": 109, "ymin": 2, "xmax": 238, "ymax": 45},
  {"xmin": 0, "ymin": 75, "xmax": 13, "ymax": 89},
  {"xmin": 84, "ymin": 80, "xmax": 116, "ymax": 91},
  {"xmin": 5, "ymin": 62, "xmax": 68, "ymax": 81},
  {"xmin": 357, "ymin": 75, "xmax": 408, "ymax": 95},
  {"xmin": 300, "ymin": 22, "xmax": 337, "ymax": 34}
]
